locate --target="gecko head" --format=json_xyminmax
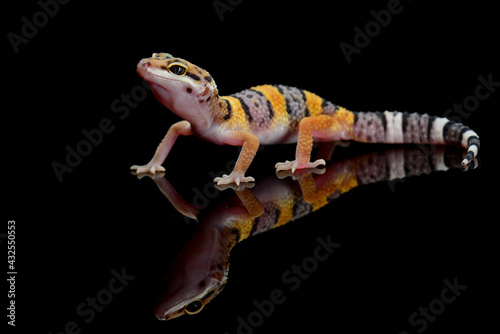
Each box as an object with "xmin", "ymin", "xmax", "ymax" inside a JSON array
[
  {"xmin": 153, "ymin": 225, "xmax": 229, "ymax": 321},
  {"xmin": 137, "ymin": 53, "xmax": 218, "ymax": 128},
  {"xmin": 154, "ymin": 270, "xmax": 227, "ymax": 321}
]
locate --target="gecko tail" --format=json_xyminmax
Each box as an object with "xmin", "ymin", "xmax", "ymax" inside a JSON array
[
  {"xmin": 461, "ymin": 131, "xmax": 480, "ymax": 166},
  {"xmin": 350, "ymin": 111, "xmax": 480, "ymax": 165}
]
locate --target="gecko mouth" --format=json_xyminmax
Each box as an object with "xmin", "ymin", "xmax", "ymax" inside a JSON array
[
  {"xmin": 136, "ymin": 66, "xmax": 170, "ymax": 95},
  {"xmin": 137, "ymin": 64, "xmax": 159, "ymax": 81}
]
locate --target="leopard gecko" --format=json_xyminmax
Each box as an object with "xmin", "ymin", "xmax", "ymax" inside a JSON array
[
  {"xmin": 131, "ymin": 53, "xmax": 480, "ymax": 185},
  {"xmin": 151, "ymin": 145, "xmax": 472, "ymax": 320}
]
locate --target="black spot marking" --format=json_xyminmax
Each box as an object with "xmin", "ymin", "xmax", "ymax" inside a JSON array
[
  {"xmin": 402, "ymin": 112, "xmax": 410, "ymax": 132},
  {"xmin": 272, "ymin": 84, "xmax": 283, "ymax": 94},
  {"xmin": 249, "ymin": 88, "xmax": 265, "ymax": 97},
  {"xmin": 428, "ymin": 148, "xmax": 435, "ymax": 171},
  {"xmin": 266, "ymin": 99, "xmax": 274, "ymax": 119},
  {"xmin": 443, "ymin": 121, "xmax": 467, "ymax": 144},
  {"xmin": 467, "ymin": 135, "xmax": 480, "ymax": 148},
  {"xmin": 231, "ymin": 228, "xmax": 241, "ymax": 243},
  {"xmin": 186, "ymin": 72, "xmax": 201, "ymax": 81},
  {"xmin": 204, "ymin": 75, "xmax": 213, "ymax": 82},
  {"xmin": 427, "ymin": 116, "xmax": 436, "ymax": 140},
  {"xmin": 282, "ymin": 91, "xmax": 294, "ymax": 115},
  {"xmin": 463, "ymin": 151, "xmax": 475, "ymax": 161},
  {"xmin": 442, "ymin": 121, "xmax": 455, "ymax": 140},
  {"xmin": 273, "ymin": 209, "xmax": 281, "ymax": 227},
  {"xmin": 375, "ymin": 112, "xmax": 387, "ymax": 131},
  {"xmin": 223, "ymin": 99, "xmax": 232, "ymax": 121},
  {"xmin": 458, "ymin": 127, "xmax": 471, "ymax": 143},
  {"xmin": 186, "ymin": 87, "xmax": 192, "ymax": 94},
  {"xmin": 404, "ymin": 161, "xmax": 412, "ymax": 176},
  {"xmin": 249, "ymin": 217, "xmax": 260, "ymax": 237},
  {"xmin": 160, "ymin": 65, "xmax": 168, "ymax": 70},
  {"xmin": 299, "ymin": 90, "xmax": 310, "ymax": 117},
  {"xmin": 235, "ymin": 97, "xmax": 253, "ymax": 122},
  {"xmin": 204, "ymin": 289, "xmax": 216, "ymax": 299},
  {"xmin": 320, "ymin": 99, "xmax": 337, "ymax": 114}
]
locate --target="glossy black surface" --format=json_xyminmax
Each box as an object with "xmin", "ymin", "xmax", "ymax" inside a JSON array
[{"xmin": 6, "ymin": 1, "xmax": 497, "ymax": 333}]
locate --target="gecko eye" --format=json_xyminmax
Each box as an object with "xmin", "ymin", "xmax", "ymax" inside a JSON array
[
  {"xmin": 168, "ymin": 64, "xmax": 187, "ymax": 76},
  {"xmin": 184, "ymin": 300, "xmax": 204, "ymax": 315}
]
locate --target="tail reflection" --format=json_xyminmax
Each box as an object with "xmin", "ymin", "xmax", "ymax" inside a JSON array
[{"xmin": 147, "ymin": 145, "xmax": 477, "ymax": 320}]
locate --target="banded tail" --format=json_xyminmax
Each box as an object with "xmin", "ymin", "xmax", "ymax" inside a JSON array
[{"xmin": 350, "ymin": 111, "xmax": 480, "ymax": 166}]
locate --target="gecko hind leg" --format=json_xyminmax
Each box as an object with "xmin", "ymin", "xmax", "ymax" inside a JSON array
[{"xmin": 275, "ymin": 114, "xmax": 353, "ymax": 172}]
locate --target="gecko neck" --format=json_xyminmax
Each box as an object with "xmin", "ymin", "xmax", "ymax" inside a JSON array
[{"xmin": 183, "ymin": 89, "xmax": 223, "ymax": 133}]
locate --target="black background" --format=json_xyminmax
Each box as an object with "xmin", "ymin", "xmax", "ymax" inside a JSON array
[{"xmin": 5, "ymin": 0, "xmax": 498, "ymax": 333}]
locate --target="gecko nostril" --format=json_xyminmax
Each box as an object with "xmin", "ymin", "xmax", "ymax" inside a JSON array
[{"xmin": 142, "ymin": 60, "xmax": 151, "ymax": 67}]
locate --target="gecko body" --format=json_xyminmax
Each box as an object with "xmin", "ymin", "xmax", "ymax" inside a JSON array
[{"xmin": 131, "ymin": 53, "xmax": 480, "ymax": 185}]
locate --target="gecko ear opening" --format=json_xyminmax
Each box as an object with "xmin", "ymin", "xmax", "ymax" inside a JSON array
[{"xmin": 200, "ymin": 87, "xmax": 210, "ymax": 97}]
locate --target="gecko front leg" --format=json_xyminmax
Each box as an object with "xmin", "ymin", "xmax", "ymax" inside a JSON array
[
  {"xmin": 214, "ymin": 131, "xmax": 259, "ymax": 186},
  {"xmin": 131, "ymin": 120, "xmax": 193, "ymax": 175}
]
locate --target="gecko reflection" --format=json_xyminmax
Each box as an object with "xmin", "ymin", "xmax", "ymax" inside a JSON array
[{"xmin": 145, "ymin": 145, "xmax": 477, "ymax": 321}]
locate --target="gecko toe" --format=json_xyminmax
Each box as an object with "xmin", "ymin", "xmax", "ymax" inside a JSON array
[
  {"xmin": 214, "ymin": 173, "xmax": 255, "ymax": 185},
  {"xmin": 275, "ymin": 159, "xmax": 326, "ymax": 172},
  {"xmin": 275, "ymin": 160, "xmax": 297, "ymax": 172},
  {"xmin": 130, "ymin": 163, "xmax": 165, "ymax": 175}
]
